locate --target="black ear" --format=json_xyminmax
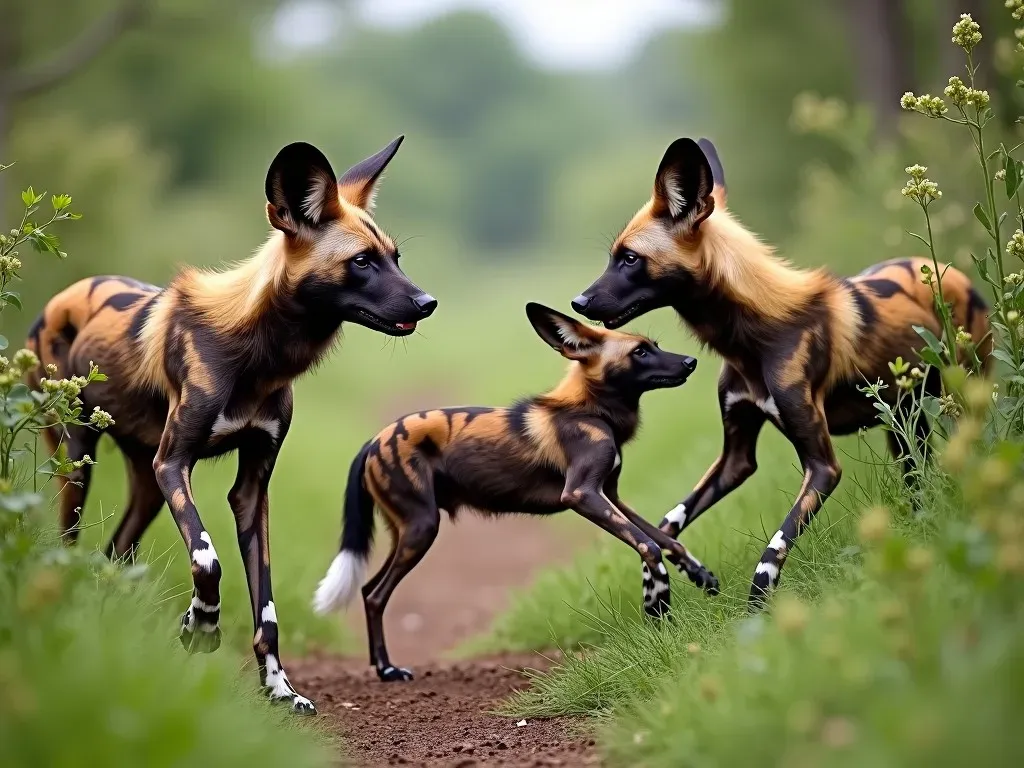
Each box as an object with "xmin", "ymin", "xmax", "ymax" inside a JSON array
[
  {"xmin": 526, "ymin": 302, "xmax": 602, "ymax": 361},
  {"xmin": 265, "ymin": 142, "xmax": 340, "ymax": 235},
  {"xmin": 652, "ymin": 138, "xmax": 715, "ymax": 228},
  {"xmin": 337, "ymin": 135, "xmax": 404, "ymax": 211},
  {"xmin": 697, "ymin": 138, "xmax": 726, "ymax": 193}
]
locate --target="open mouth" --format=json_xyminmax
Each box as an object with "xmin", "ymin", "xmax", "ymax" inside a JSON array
[
  {"xmin": 649, "ymin": 375, "xmax": 688, "ymax": 387},
  {"xmin": 356, "ymin": 309, "xmax": 418, "ymax": 335},
  {"xmin": 604, "ymin": 301, "xmax": 647, "ymax": 329}
]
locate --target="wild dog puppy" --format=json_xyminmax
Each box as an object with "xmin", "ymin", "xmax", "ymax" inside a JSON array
[
  {"xmin": 313, "ymin": 303, "xmax": 716, "ymax": 681},
  {"xmin": 572, "ymin": 137, "xmax": 992, "ymax": 608},
  {"xmin": 25, "ymin": 137, "xmax": 437, "ymax": 713}
]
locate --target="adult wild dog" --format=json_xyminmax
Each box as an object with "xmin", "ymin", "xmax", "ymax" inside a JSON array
[
  {"xmin": 25, "ymin": 137, "xmax": 437, "ymax": 713},
  {"xmin": 572, "ymin": 137, "xmax": 991, "ymax": 608},
  {"xmin": 313, "ymin": 303, "xmax": 716, "ymax": 681}
]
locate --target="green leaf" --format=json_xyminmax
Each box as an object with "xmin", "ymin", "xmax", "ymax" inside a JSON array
[
  {"xmin": 991, "ymin": 348, "xmax": 1017, "ymax": 368},
  {"xmin": 1011, "ymin": 158, "xmax": 1024, "ymax": 198},
  {"xmin": 2, "ymin": 292, "xmax": 22, "ymax": 311},
  {"xmin": 918, "ymin": 347, "xmax": 944, "ymax": 368},
  {"xmin": 0, "ymin": 334, "xmax": 7, "ymax": 351},
  {"xmin": 974, "ymin": 202, "xmax": 993, "ymax": 235},
  {"xmin": 21, "ymin": 186, "xmax": 35, "ymax": 207},
  {"xmin": 913, "ymin": 325, "xmax": 945, "ymax": 355}
]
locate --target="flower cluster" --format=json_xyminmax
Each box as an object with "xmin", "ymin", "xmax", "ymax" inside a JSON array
[
  {"xmin": 1008, "ymin": 0, "xmax": 1024, "ymax": 22},
  {"xmin": 900, "ymin": 92, "xmax": 948, "ymax": 118},
  {"xmin": 943, "ymin": 76, "xmax": 990, "ymax": 110},
  {"xmin": 902, "ymin": 165, "xmax": 942, "ymax": 206},
  {"xmin": 89, "ymin": 406, "xmax": 115, "ymax": 430},
  {"xmin": 0, "ymin": 349, "xmax": 39, "ymax": 389},
  {"xmin": 938, "ymin": 393, "xmax": 963, "ymax": 418},
  {"xmin": 0, "ymin": 254, "xmax": 21, "ymax": 279},
  {"xmin": 956, "ymin": 326, "xmax": 973, "ymax": 346},
  {"xmin": 1007, "ymin": 229, "xmax": 1024, "ymax": 261},
  {"xmin": 952, "ymin": 14, "xmax": 982, "ymax": 52}
]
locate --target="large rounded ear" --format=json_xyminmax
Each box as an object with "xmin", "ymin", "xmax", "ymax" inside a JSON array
[
  {"xmin": 697, "ymin": 137, "xmax": 728, "ymax": 210},
  {"xmin": 651, "ymin": 138, "xmax": 715, "ymax": 231},
  {"xmin": 526, "ymin": 302, "xmax": 602, "ymax": 361},
  {"xmin": 265, "ymin": 142, "xmax": 341, "ymax": 235},
  {"xmin": 337, "ymin": 135, "xmax": 404, "ymax": 211}
]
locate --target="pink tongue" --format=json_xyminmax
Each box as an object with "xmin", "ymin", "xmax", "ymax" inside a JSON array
[{"xmin": 396, "ymin": 322, "xmax": 416, "ymax": 331}]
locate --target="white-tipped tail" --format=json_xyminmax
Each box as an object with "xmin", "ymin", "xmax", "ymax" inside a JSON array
[{"xmin": 312, "ymin": 551, "xmax": 367, "ymax": 614}]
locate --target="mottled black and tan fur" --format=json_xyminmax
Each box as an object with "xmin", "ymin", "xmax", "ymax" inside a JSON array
[
  {"xmin": 572, "ymin": 138, "xmax": 992, "ymax": 608},
  {"xmin": 313, "ymin": 303, "xmax": 714, "ymax": 681},
  {"xmin": 25, "ymin": 137, "xmax": 437, "ymax": 713}
]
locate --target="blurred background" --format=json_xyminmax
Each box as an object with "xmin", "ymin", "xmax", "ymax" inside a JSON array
[{"xmin": 2, "ymin": 0, "xmax": 1021, "ymax": 654}]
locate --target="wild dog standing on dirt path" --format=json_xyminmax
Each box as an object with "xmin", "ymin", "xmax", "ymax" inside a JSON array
[
  {"xmin": 313, "ymin": 303, "xmax": 717, "ymax": 681},
  {"xmin": 571, "ymin": 137, "xmax": 992, "ymax": 608},
  {"xmin": 24, "ymin": 137, "xmax": 437, "ymax": 713}
]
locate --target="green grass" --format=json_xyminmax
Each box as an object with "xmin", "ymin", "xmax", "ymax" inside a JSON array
[
  {"xmin": 0, "ymin": 519, "xmax": 334, "ymax": 768},
  {"xmin": 478, "ymin": 424, "xmax": 1024, "ymax": 766}
]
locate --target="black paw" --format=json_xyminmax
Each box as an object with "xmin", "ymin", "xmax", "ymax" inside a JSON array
[
  {"xmin": 747, "ymin": 576, "xmax": 772, "ymax": 612},
  {"xmin": 377, "ymin": 665, "xmax": 414, "ymax": 682},
  {"xmin": 290, "ymin": 695, "xmax": 318, "ymax": 715},
  {"xmin": 693, "ymin": 566, "xmax": 720, "ymax": 596}
]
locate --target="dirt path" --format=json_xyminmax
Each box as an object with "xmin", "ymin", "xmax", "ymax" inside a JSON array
[
  {"xmin": 294, "ymin": 513, "xmax": 599, "ymax": 766},
  {"xmin": 292, "ymin": 654, "xmax": 598, "ymax": 767}
]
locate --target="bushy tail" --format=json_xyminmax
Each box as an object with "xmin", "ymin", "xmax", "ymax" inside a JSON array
[{"xmin": 312, "ymin": 441, "xmax": 375, "ymax": 614}]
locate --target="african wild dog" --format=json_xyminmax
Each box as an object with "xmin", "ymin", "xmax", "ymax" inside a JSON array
[
  {"xmin": 572, "ymin": 137, "xmax": 992, "ymax": 608},
  {"xmin": 312, "ymin": 303, "xmax": 717, "ymax": 681},
  {"xmin": 25, "ymin": 137, "xmax": 437, "ymax": 713}
]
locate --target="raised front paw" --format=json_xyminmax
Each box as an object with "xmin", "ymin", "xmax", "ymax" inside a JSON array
[
  {"xmin": 690, "ymin": 565, "xmax": 720, "ymax": 596},
  {"xmin": 377, "ymin": 664, "xmax": 415, "ymax": 682},
  {"xmin": 179, "ymin": 608, "xmax": 222, "ymax": 654}
]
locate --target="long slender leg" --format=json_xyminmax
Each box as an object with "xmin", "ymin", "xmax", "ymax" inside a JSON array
[
  {"xmin": 54, "ymin": 425, "xmax": 100, "ymax": 544},
  {"xmin": 562, "ymin": 449, "xmax": 670, "ymax": 618},
  {"xmin": 153, "ymin": 390, "xmax": 223, "ymax": 654},
  {"xmin": 361, "ymin": 541, "xmax": 397, "ymax": 667},
  {"xmin": 568, "ymin": 487, "xmax": 670, "ymax": 617},
  {"xmin": 659, "ymin": 373, "xmax": 766, "ymax": 537},
  {"xmin": 749, "ymin": 389, "xmax": 841, "ymax": 609},
  {"xmin": 886, "ymin": 398, "xmax": 931, "ymax": 504},
  {"xmin": 363, "ymin": 502, "xmax": 440, "ymax": 682},
  {"xmin": 106, "ymin": 449, "xmax": 164, "ymax": 561},
  {"xmin": 227, "ymin": 397, "xmax": 316, "ymax": 714},
  {"xmin": 604, "ymin": 477, "xmax": 719, "ymax": 594}
]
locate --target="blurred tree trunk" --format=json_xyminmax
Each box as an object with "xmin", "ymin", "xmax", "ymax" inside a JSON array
[
  {"xmin": 843, "ymin": 0, "xmax": 911, "ymax": 141},
  {"xmin": 0, "ymin": 0, "xmax": 149, "ymax": 211}
]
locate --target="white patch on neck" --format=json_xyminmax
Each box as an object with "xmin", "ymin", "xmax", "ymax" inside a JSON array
[{"xmin": 612, "ymin": 452, "xmax": 622, "ymax": 470}]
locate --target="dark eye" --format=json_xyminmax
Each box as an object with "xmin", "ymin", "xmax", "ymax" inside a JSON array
[
  {"xmin": 632, "ymin": 344, "xmax": 649, "ymax": 358},
  {"xmin": 352, "ymin": 254, "xmax": 371, "ymax": 268},
  {"xmin": 622, "ymin": 250, "xmax": 639, "ymax": 266}
]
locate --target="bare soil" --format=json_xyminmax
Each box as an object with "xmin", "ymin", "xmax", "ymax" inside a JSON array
[
  {"xmin": 291, "ymin": 654, "xmax": 598, "ymax": 767},
  {"xmin": 293, "ymin": 512, "xmax": 599, "ymax": 767}
]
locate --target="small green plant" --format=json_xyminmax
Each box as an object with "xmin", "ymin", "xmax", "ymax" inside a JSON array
[
  {"xmin": 900, "ymin": 11, "xmax": 1024, "ymax": 436},
  {"xmin": 0, "ymin": 166, "xmax": 113, "ymax": 521}
]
